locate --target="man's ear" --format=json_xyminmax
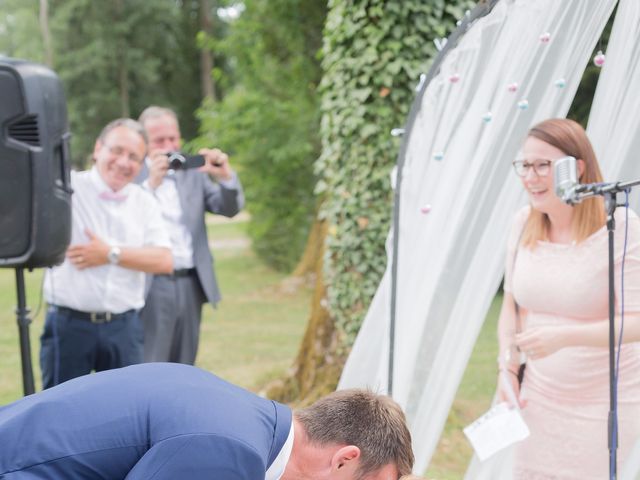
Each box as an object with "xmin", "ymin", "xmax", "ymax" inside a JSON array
[
  {"xmin": 577, "ymin": 158, "xmax": 586, "ymax": 180},
  {"xmin": 331, "ymin": 445, "xmax": 361, "ymax": 470},
  {"xmin": 93, "ymin": 141, "xmax": 102, "ymax": 162}
]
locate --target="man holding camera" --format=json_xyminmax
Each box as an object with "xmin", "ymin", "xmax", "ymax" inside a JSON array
[{"xmin": 136, "ymin": 106, "xmax": 244, "ymax": 365}]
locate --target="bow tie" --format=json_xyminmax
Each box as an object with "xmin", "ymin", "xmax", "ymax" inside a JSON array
[{"xmin": 98, "ymin": 190, "xmax": 128, "ymax": 202}]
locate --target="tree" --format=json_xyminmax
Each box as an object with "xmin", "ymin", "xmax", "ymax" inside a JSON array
[
  {"xmin": 0, "ymin": 0, "xmax": 44, "ymax": 62},
  {"xmin": 38, "ymin": 0, "xmax": 53, "ymax": 66},
  {"xmin": 270, "ymin": 0, "xmax": 476, "ymax": 403},
  {"xmin": 198, "ymin": 0, "xmax": 215, "ymax": 100},
  {"xmin": 196, "ymin": 0, "xmax": 327, "ymax": 272},
  {"xmin": 48, "ymin": 1, "xmax": 179, "ymax": 163},
  {"xmin": 43, "ymin": 0, "xmax": 231, "ymax": 165}
]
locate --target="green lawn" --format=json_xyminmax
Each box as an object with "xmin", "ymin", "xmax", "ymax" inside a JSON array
[
  {"xmin": 0, "ymin": 216, "xmax": 500, "ymax": 477},
  {"xmin": 426, "ymin": 296, "xmax": 500, "ymax": 479},
  {"xmin": 0, "ymin": 217, "xmax": 312, "ymax": 403}
]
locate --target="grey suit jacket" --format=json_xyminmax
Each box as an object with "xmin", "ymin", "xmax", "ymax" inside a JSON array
[{"xmin": 136, "ymin": 164, "xmax": 244, "ymax": 306}]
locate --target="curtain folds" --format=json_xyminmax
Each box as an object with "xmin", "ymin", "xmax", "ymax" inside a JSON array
[{"xmin": 337, "ymin": 0, "xmax": 621, "ymax": 475}]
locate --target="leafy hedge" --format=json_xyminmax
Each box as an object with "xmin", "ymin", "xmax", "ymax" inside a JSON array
[{"xmin": 317, "ymin": 0, "xmax": 475, "ymax": 344}]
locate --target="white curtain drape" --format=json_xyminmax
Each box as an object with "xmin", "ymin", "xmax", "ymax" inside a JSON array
[
  {"xmin": 337, "ymin": 0, "xmax": 619, "ymax": 475},
  {"xmin": 587, "ymin": 0, "xmax": 640, "ymax": 209}
]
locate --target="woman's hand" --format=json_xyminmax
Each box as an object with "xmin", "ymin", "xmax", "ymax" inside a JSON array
[{"xmin": 515, "ymin": 326, "xmax": 567, "ymax": 360}]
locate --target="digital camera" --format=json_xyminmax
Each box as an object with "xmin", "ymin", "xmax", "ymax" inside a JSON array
[{"xmin": 166, "ymin": 152, "xmax": 205, "ymax": 170}]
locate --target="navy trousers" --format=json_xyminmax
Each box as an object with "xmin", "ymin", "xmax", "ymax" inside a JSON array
[{"xmin": 40, "ymin": 306, "xmax": 143, "ymax": 389}]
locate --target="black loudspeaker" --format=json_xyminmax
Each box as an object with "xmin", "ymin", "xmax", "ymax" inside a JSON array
[{"xmin": 0, "ymin": 57, "xmax": 72, "ymax": 269}]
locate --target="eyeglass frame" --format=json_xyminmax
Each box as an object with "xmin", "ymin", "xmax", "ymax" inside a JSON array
[
  {"xmin": 512, "ymin": 158, "xmax": 554, "ymax": 177},
  {"xmin": 103, "ymin": 143, "xmax": 145, "ymax": 165}
]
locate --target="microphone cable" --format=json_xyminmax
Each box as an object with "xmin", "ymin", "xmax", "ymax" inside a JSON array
[{"xmin": 610, "ymin": 188, "xmax": 631, "ymax": 480}]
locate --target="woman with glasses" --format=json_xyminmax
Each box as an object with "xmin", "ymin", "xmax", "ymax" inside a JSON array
[{"xmin": 496, "ymin": 118, "xmax": 640, "ymax": 478}]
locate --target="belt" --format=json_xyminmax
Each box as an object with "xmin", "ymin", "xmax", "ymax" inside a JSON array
[
  {"xmin": 171, "ymin": 268, "xmax": 196, "ymax": 278},
  {"xmin": 54, "ymin": 306, "xmax": 134, "ymax": 324}
]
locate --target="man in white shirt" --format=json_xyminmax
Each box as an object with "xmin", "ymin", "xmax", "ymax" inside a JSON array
[
  {"xmin": 41, "ymin": 118, "xmax": 172, "ymax": 389},
  {"xmin": 136, "ymin": 106, "xmax": 244, "ymax": 365}
]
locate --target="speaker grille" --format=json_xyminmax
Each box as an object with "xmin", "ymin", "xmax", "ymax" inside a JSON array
[{"xmin": 8, "ymin": 115, "xmax": 40, "ymax": 146}]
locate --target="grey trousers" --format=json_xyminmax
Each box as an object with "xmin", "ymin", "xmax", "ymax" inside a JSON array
[{"xmin": 140, "ymin": 272, "xmax": 206, "ymax": 365}]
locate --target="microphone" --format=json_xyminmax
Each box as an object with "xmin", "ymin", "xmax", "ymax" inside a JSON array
[{"xmin": 553, "ymin": 156, "xmax": 580, "ymax": 205}]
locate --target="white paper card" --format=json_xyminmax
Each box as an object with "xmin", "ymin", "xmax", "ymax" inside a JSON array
[{"xmin": 464, "ymin": 402, "xmax": 530, "ymax": 461}]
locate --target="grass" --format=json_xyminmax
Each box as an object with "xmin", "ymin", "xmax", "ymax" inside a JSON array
[
  {"xmin": 425, "ymin": 296, "xmax": 500, "ymax": 479},
  {"xmin": 0, "ymin": 217, "xmax": 311, "ymax": 403},
  {"xmin": 0, "ymin": 268, "xmax": 45, "ymax": 402},
  {"xmin": 0, "ymin": 215, "xmax": 501, "ymax": 477}
]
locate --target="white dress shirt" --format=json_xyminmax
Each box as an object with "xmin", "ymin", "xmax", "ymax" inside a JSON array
[
  {"xmin": 266, "ymin": 421, "xmax": 294, "ymax": 480},
  {"xmin": 143, "ymin": 172, "xmax": 193, "ymax": 269},
  {"xmin": 143, "ymin": 165, "xmax": 240, "ymax": 269},
  {"xmin": 44, "ymin": 168, "xmax": 170, "ymax": 313}
]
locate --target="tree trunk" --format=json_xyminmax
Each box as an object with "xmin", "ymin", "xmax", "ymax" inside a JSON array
[
  {"xmin": 291, "ymin": 214, "xmax": 325, "ymax": 277},
  {"xmin": 264, "ymin": 220, "xmax": 347, "ymax": 405},
  {"xmin": 39, "ymin": 0, "xmax": 53, "ymax": 67},
  {"xmin": 118, "ymin": 64, "xmax": 130, "ymax": 117},
  {"xmin": 114, "ymin": 0, "xmax": 129, "ymax": 117},
  {"xmin": 199, "ymin": 0, "xmax": 215, "ymax": 100}
]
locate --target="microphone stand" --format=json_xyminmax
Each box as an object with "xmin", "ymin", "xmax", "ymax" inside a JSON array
[{"xmin": 576, "ymin": 178, "xmax": 640, "ymax": 479}]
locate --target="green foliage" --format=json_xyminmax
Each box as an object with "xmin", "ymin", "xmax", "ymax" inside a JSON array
[
  {"xmin": 0, "ymin": 0, "xmax": 44, "ymax": 61},
  {"xmin": 195, "ymin": 0, "xmax": 327, "ymax": 272},
  {"xmin": 317, "ymin": 0, "xmax": 475, "ymax": 345},
  {"xmin": 49, "ymin": 0, "xmax": 206, "ymax": 165},
  {"xmin": 0, "ymin": 1, "xmax": 230, "ymax": 166}
]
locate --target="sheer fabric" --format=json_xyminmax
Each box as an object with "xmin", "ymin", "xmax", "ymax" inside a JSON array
[{"xmin": 337, "ymin": 0, "xmax": 620, "ymax": 475}]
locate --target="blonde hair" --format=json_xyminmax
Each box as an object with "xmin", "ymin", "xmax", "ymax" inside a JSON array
[{"xmin": 521, "ymin": 118, "xmax": 605, "ymax": 248}]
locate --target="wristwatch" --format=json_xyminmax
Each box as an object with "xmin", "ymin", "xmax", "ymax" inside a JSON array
[{"xmin": 107, "ymin": 246, "xmax": 121, "ymax": 265}]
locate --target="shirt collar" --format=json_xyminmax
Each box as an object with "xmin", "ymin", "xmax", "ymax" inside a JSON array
[{"xmin": 266, "ymin": 421, "xmax": 294, "ymax": 480}]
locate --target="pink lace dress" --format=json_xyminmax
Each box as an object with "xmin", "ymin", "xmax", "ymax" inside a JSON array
[{"xmin": 504, "ymin": 206, "xmax": 640, "ymax": 479}]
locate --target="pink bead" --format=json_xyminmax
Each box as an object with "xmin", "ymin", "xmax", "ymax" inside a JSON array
[
  {"xmin": 420, "ymin": 204, "xmax": 432, "ymax": 214},
  {"xmin": 539, "ymin": 32, "xmax": 551, "ymax": 43},
  {"xmin": 507, "ymin": 82, "xmax": 518, "ymax": 93},
  {"xmin": 449, "ymin": 73, "xmax": 460, "ymax": 83},
  {"xmin": 593, "ymin": 51, "xmax": 605, "ymax": 67}
]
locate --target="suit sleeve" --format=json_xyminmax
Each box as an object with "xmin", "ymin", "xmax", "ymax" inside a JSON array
[
  {"xmin": 202, "ymin": 172, "xmax": 245, "ymax": 217},
  {"xmin": 125, "ymin": 434, "xmax": 266, "ymax": 480}
]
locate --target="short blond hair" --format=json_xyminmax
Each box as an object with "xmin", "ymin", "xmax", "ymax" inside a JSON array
[{"xmin": 295, "ymin": 389, "xmax": 414, "ymax": 477}]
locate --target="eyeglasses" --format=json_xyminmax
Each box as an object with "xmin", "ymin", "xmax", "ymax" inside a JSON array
[
  {"xmin": 512, "ymin": 159, "xmax": 552, "ymax": 177},
  {"xmin": 104, "ymin": 144, "xmax": 144, "ymax": 165}
]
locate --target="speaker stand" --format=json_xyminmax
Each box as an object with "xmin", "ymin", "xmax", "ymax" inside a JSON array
[{"xmin": 15, "ymin": 268, "xmax": 35, "ymax": 395}]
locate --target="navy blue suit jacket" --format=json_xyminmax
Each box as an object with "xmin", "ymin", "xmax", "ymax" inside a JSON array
[{"xmin": 0, "ymin": 364, "xmax": 291, "ymax": 479}]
